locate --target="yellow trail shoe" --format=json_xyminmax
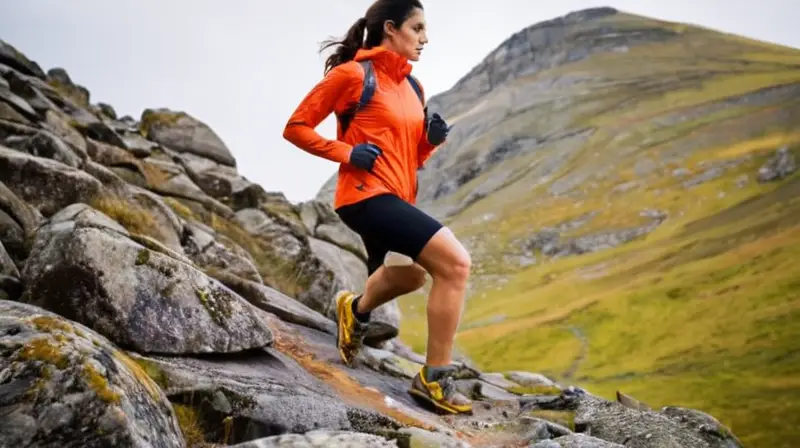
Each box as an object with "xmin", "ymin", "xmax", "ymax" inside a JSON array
[
  {"xmin": 334, "ymin": 290, "xmax": 368, "ymax": 366},
  {"xmin": 408, "ymin": 365, "xmax": 474, "ymax": 415}
]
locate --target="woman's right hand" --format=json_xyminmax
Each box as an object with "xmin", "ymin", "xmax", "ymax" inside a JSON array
[{"xmin": 349, "ymin": 143, "xmax": 383, "ymax": 172}]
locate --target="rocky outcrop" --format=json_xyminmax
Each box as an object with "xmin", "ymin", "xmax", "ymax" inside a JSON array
[
  {"xmin": 21, "ymin": 203, "xmax": 273, "ymax": 354},
  {"xmin": 0, "ymin": 21, "xmax": 750, "ymax": 448},
  {"xmin": 139, "ymin": 108, "xmax": 237, "ymax": 167},
  {"xmin": 0, "ymin": 300, "xmax": 185, "ymax": 448}
]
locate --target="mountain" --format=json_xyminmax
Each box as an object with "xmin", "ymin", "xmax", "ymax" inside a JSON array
[
  {"xmin": 0, "ymin": 17, "xmax": 755, "ymax": 448},
  {"xmin": 317, "ymin": 7, "xmax": 799, "ymax": 448}
]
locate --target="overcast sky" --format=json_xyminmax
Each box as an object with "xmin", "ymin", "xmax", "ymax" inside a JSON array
[{"xmin": 1, "ymin": 1, "xmax": 796, "ymax": 203}]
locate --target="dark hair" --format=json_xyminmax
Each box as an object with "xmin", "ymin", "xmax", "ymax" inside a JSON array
[{"xmin": 320, "ymin": 0, "xmax": 424, "ymax": 74}]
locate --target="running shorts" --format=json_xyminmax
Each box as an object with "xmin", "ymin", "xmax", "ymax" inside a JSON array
[{"xmin": 335, "ymin": 193, "xmax": 444, "ymax": 275}]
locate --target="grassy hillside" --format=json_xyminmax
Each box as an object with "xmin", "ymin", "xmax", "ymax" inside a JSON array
[{"xmin": 397, "ymin": 11, "xmax": 800, "ymax": 448}]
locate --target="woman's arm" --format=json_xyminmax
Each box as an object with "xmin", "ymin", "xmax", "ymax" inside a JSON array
[
  {"xmin": 414, "ymin": 79, "xmax": 437, "ymax": 169},
  {"xmin": 283, "ymin": 63, "xmax": 362, "ymax": 164}
]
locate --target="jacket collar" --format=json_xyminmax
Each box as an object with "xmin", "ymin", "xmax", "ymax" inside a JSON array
[{"xmin": 354, "ymin": 46, "xmax": 412, "ymax": 82}]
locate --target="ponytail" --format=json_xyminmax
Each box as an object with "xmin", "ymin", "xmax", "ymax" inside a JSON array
[{"xmin": 320, "ymin": 17, "xmax": 367, "ymax": 74}]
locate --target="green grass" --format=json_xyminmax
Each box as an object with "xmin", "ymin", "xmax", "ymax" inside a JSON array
[{"xmin": 399, "ymin": 15, "xmax": 800, "ymax": 447}]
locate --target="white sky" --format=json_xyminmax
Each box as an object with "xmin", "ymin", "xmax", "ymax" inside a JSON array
[{"xmin": 1, "ymin": 1, "xmax": 797, "ymax": 203}]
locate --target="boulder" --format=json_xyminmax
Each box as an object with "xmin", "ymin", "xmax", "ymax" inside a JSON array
[
  {"xmin": 0, "ymin": 300, "xmax": 185, "ymax": 447},
  {"xmin": 0, "ymin": 39, "xmax": 46, "ymax": 79},
  {"xmin": 21, "ymin": 203, "xmax": 273, "ymax": 354},
  {"xmin": 139, "ymin": 108, "xmax": 236, "ymax": 167},
  {"xmin": 0, "ymin": 145, "xmax": 102, "ymax": 217},
  {"xmin": 0, "ymin": 180, "xmax": 42, "ymax": 265},
  {"xmin": 5, "ymin": 129, "xmax": 85, "ymax": 168},
  {"xmin": 531, "ymin": 433, "xmax": 624, "ymax": 447},
  {"xmin": 183, "ymin": 221, "xmax": 262, "ymax": 283},
  {"xmin": 210, "ymin": 270, "xmax": 336, "ymax": 335},
  {"xmin": 42, "ymin": 109, "xmax": 89, "ymax": 156},
  {"xmin": 227, "ymin": 431, "xmax": 399, "ymax": 447},
  {"xmin": 0, "ymin": 85, "xmax": 38, "ymax": 121}
]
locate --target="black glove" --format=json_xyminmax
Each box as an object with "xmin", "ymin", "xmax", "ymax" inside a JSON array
[
  {"xmin": 349, "ymin": 143, "xmax": 382, "ymax": 172},
  {"xmin": 426, "ymin": 111, "xmax": 452, "ymax": 146}
]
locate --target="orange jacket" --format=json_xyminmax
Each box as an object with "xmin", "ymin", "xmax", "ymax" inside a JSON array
[{"xmin": 283, "ymin": 46, "xmax": 438, "ymax": 209}]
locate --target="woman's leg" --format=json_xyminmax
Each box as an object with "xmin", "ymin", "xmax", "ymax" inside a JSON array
[
  {"xmin": 354, "ymin": 262, "xmax": 427, "ymax": 314},
  {"xmin": 414, "ymin": 227, "xmax": 471, "ymax": 367}
]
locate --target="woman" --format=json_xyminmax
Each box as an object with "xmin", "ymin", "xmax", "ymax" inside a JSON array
[{"xmin": 282, "ymin": 0, "xmax": 472, "ymax": 415}]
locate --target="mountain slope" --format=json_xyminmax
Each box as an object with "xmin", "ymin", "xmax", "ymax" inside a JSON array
[{"xmin": 317, "ymin": 7, "xmax": 800, "ymax": 448}]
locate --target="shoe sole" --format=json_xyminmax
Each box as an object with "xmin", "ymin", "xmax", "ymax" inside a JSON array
[{"xmin": 407, "ymin": 387, "xmax": 474, "ymax": 416}]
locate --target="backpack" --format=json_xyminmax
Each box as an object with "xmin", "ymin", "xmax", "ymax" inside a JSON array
[{"xmin": 337, "ymin": 60, "xmax": 425, "ymax": 135}]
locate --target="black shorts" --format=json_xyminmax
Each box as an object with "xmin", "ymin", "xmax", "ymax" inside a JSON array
[{"xmin": 335, "ymin": 194, "xmax": 443, "ymax": 275}]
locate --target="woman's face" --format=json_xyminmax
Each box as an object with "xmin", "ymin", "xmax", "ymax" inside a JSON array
[{"xmin": 385, "ymin": 7, "xmax": 428, "ymax": 61}]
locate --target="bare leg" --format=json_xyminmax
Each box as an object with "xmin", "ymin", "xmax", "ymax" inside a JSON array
[
  {"xmin": 414, "ymin": 227, "xmax": 471, "ymax": 367},
  {"xmin": 355, "ymin": 263, "xmax": 428, "ymax": 313}
]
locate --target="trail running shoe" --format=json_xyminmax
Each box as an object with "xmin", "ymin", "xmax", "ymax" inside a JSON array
[
  {"xmin": 335, "ymin": 290, "xmax": 368, "ymax": 366},
  {"xmin": 408, "ymin": 365, "xmax": 474, "ymax": 415}
]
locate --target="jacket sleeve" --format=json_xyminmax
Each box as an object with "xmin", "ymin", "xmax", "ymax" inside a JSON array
[
  {"xmin": 283, "ymin": 64, "xmax": 362, "ymax": 164},
  {"xmin": 414, "ymin": 80, "xmax": 439, "ymax": 169},
  {"xmin": 418, "ymin": 137, "xmax": 437, "ymax": 169}
]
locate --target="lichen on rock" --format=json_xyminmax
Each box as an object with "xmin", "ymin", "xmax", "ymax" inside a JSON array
[{"xmin": 0, "ymin": 300, "xmax": 185, "ymax": 448}]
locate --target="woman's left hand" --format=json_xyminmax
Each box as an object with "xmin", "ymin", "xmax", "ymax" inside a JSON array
[{"xmin": 426, "ymin": 112, "xmax": 452, "ymax": 146}]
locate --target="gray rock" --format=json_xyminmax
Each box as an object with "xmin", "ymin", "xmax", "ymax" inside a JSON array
[
  {"xmin": 140, "ymin": 107, "xmax": 236, "ymax": 166},
  {"xmin": 0, "ymin": 300, "xmax": 185, "ymax": 447},
  {"xmin": 42, "ymin": 109, "xmax": 88, "ymax": 156},
  {"xmin": 183, "ymin": 221, "xmax": 262, "ymax": 283},
  {"xmin": 172, "ymin": 386, "xmax": 352, "ymax": 444},
  {"xmin": 82, "ymin": 121, "xmax": 129, "ymax": 149},
  {"xmin": 229, "ymin": 430, "xmax": 398, "ymax": 447},
  {"xmin": 397, "ymin": 427, "xmax": 472, "ymax": 447},
  {"xmin": 0, "ymin": 180, "xmax": 42, "ymax": 265},
  {"xmin": 571, "ymin": 392, "xmax": 741, "ymax": 447},
  {"xmin": 0, "ymin": 101, "xmax": 31, "ymax": 124},
  {"xmin": 531, "ymin": 433, "xmax": 624, "ymax": 447},
  {"xmin": 21, "ymin": 204, "xmax": 273, "ymax": 354},
  {"xmin": 480, "ymin": 372, "xmax": 522, "ymax": 390},
  {"xmin": 0, "ymin": 116, "xmax": 38, "ymax": 139},
  {"xmin": 175, "ymin": 151, "xmax": 254, "ymax": 200},
  {"xmin": 0, "ymin": 144, "xmax": 102, "ymax": 217},
  {"xmin": 120, "ymin": 131, "xmax": 156, "ymax": 157},
  {"xmin": 358, "ymin": 345, "xmax": 423, "ymax": 379},
  {"xmin": 455, "ymin": 379, "xmax": 521, "ymax": 402},
  {"xmin": 758, "ymin": 146, "xmax": 796, "ymax": 182},
  {"xmin": 212, "ymin": 270, "xmax": 336, "ymax": 335},
  {"xmin": 519, "ymin": 416, "xmax": 573, "ymax": 442},
  {"xmin": 97, "ymin": 102, "xmax": 117, "ymax": 119},
  {"xmin": 124, "ymin": 185, "xmax": 186, "ymax": 255},
  {"xmin": 506, "ymin": 371, "xmax": 559, "ymax": 389},
  {"xmin": 0, "ymin": 86, "xmax": 38, "ymax": 121},
  {"xmin": 661, "ymin": 406, "xmax": 745, "ymax": 448},
  {"xmin": 5, "ymin": 129, "xmax": 84, "ymax": 168},
  {"xmin": 299, "ymin": 200, "xmax": 367, "ymax": 261},
  {"xmin": 46, "ymin": 67, "xmax": 90, "ymax": 106},
  {"xmin": 0, "ymin": 39, "xmax": 46, "ymax": 78},
  {"xmin": 0, "ymin": 241, "xmax": 18, "ymax": 278},
  {"xmin": 131, "ymin": 344, "xmax": 372, "ymax": 444}
]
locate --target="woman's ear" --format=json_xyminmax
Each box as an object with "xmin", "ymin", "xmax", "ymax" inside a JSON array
[{"xmin": 383, "ymin": 19, "xmax": 398, "ymax": 37}]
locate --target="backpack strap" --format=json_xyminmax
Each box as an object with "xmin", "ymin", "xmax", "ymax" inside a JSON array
[
  {"xmin": 406, "ymin": 74, "xmax": 424, "ymax": 105},
  {"xmin": 337, "ymin": 60, "xmax": 376, "ymax": 136},
  {"xmin": 336, "ymin": 61, "xmax": 426, "ymax": 136}
]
